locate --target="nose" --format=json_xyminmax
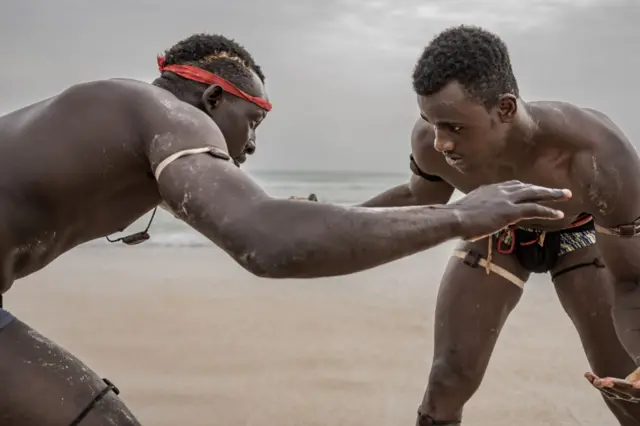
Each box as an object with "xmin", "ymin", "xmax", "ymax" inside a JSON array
[
  {"xmin": 433, "ymin": 129, "xmax": 454, "ymax": 153},
  {"xmin": 245, "ymin": 140, "xmax": 256, "ymax": 155}
]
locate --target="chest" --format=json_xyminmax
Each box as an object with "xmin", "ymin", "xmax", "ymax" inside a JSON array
[
  {"xmin": 430, "ymin": 151, "xmax": 592, "ymax": 229},
  {"xmin": 444, "ymin": 152, "xmax": 572, "ymax": 191},
  {"xmin": 0, "ymin": 169, "xmax": 160, "ymax": 281}
]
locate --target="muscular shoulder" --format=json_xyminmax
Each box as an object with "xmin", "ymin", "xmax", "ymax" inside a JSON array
[
  {"xmin": 5, "ymin": 79, "xmax": 168, "ymax": 155},
  {"xmin": 531, "ymin": 101, "xmax": 633, "ymax": 171},
  {"xmin": 57, "ymin": 79, "xmax": 225, "ymax": 149},
  {"xmin": 532, "ymin": 101, "xmax": 625, "ymax": 150},
  {"xmin": 133, "ymin": 85, "xmax": 228, "ymax": 169},
  {"xmin": 409, "ymin": 117, "xmax": 446, "ymax": 174},
  {"xmin": 54, "ymin": 78, "xmax": 164, "ymax": 113},
  {"xmin": 66, "ymin": 79, "xmax": 228, "ymax": 173},
  {"xmin": 552, "ymin": 102, "xmax": 636, "ymax": 170},
  {"xmin": 410, "ymin": 117, "xmax": 433, "ymax": 155},
  {"xmin": 556, "ymin": 103, "xmax": 640, "ymax": 220}
]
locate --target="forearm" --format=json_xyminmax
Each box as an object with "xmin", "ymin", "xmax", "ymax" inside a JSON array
[
  {"xmin": 154, "ymin": 150, "xmax": 462, "ymax": 279},
  {"xmin": 221, "ymin": 200, "xmax": 461, "ymax": 279},
  {"xmin": 358, "ymin": 184, "xmax": 415, "ymax": 207}
]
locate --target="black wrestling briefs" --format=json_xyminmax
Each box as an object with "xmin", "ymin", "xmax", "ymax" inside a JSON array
[{"xmin": 494, "ymin": 214, "xmax": 597, "ymax": 273}]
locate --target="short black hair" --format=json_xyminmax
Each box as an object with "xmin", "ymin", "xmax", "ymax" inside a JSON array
[
  {"xmin": 412, "ymin": 25, "xmax": 519, "ymax": 107},
  {"xmin": 156, "ymin": 33, "xmax": 265, "ymax": 95}
]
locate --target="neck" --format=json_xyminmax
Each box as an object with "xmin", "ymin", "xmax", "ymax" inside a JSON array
[{"xmin": 152, "ymin": 75, "xmax": 203, "ymax": 109}]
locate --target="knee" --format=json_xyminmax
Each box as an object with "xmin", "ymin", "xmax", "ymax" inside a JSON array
[{"xmin": 421, "ymin": 358, "xmax": 484, "ymax": 414}]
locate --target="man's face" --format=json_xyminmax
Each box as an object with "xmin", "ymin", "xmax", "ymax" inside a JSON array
[
  {"xmin": 207, "ymin": 71, "xmax": 269, "ymax": 165},
  {"xmin": 417, "ymin": 81, "xmax": 511, "ymax": 172}
]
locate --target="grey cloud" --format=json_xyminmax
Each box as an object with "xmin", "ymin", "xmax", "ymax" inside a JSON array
[{"xmin": 0, "ymin": 0, "xmax": 637, "ymax": 172}]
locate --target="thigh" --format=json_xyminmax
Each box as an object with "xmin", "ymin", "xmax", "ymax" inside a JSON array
[
  {"xmin": 432, "ymin": 238, "xmax": 530, "ymax": 374},
  {"xmin": 0, "ymin": 314, "xmax": 141, "ymax": 426}
]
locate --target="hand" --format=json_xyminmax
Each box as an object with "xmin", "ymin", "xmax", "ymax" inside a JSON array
[
  {"xmin": 585, "ymin": 369, "xmax": 640, "ymax": 403},
  {"xmin": 451, "ymin": 180, "xmax": 572, "ymax": 240},
  {"xmin": 288, "ymin": 193, "xmax": 318, "ymax": 202}
]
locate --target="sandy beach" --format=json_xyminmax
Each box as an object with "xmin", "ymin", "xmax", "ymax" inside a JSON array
[{"xmin": 6, "ymin": 241, "xmax": 618, "ymax": 425}]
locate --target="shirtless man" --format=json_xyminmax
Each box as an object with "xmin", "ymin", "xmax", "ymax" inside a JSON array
[
  {"xmin": 0, "ymin": 33, "xmax": 570, "ymax": 425},
  {"xmin": 360, "ymin": 25, "xmax": 640, "ymax": 425}
]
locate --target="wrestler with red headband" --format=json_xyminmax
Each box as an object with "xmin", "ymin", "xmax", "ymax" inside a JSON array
[{"xmin": 0, "ymin": 33, "xmax": 569, "ymax": 425}]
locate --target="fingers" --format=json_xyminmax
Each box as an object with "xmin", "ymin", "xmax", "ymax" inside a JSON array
[
  {"xmin": 585, "ymin": 372, "xmax": 640, "ymax": 402},
  {"xmin": 585, "ymin": 371, "xmax": 598, "ymax": 383},
  {"xmin": 592, "ymin": 367, "xmax": 640, "ymax": 387},
  {"xmin": 585, "ymin": 372, "xmax": 621, "ymax": 389},
  {"xmin": 605, "ymin": 377, "xmax": 640, "ymax": 394},
  {"xmin": 498, "ymin": 180, "xmax": 524, "ymax": 187},
  {"xmin": 625, "ymin": 366, "xmax": 640, "ymax": 382},
  {"xmin": 509, "ymin": 185, "xmax": 572, "ymax": 203},
  {"xmin": 511, "ymin": 203, "xmax": 565, "ymax": 221},
  {"xmin": 498, "ymin": 180, "xmax": 553, "ymax": 192},
  {"xmin": 599, "ymin": 377, "xmax": 634, "ymax": 390}
]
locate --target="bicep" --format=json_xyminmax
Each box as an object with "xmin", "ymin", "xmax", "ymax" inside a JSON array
[
  {"xmin": 584, "ymin": 131, "xmax": 640, "ymax": 280},
  {"xmin": 143, "ymin": 104, "xmax": 268, "ymax": 250},
  {"xmin": 156, "ymin": 151, "xmax": 269, "ymax": 251},
  {"xmin": 358, "ymin": 174, "xmax": 453, "ymax": 208},
  {"xmin": 408, "ymin": 174, "xmax": 454, "ymax": 205}
]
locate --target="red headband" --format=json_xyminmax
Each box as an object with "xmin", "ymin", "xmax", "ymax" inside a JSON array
[{"xmin": 157, "ymin": 56, "xmax": 272, "ymax": 112}]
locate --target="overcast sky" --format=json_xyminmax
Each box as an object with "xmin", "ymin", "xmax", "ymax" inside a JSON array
[{"xmin": 0, "ymin": 0, "xmax": 637, "ymax": 172}]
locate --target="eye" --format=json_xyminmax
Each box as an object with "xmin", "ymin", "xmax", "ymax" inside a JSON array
[
  {"xmin": 250, "ymin": 116, "xmax": 264, "ymax": 130},
  {"xmin": 443, "ymin": 124, "xmax": 462, "ymax": 133}
]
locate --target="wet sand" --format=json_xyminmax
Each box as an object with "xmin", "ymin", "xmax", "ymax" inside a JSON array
[{"xmin": 7, "ymin": 242, "xmax": 616, "ymax": 425}]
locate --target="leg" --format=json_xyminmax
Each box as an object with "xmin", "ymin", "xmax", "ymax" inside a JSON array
[
  {"xmin": 417, "ymin": 239, "xmax": 529, "ymax": 425},
  {"xmin": 0, "ymin": 312, "xmax": 141, "ymax": 426},
  {"xmin": 552, "ymin": 245, "xmax": 640, "ymax": 425}
]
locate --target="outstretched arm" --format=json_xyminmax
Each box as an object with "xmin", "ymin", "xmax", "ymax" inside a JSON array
[
  {"xmin": 575, "ymin": 113, "xmax": 640, "ymax": 399},
  {"xmin": 359, "ymin": 175, "xmax": 454, "ymax": 207},
  {"xmin": 360, "ymin": 119, "xmax": 454, "ymax": 208},
  {"xmin": 156, "ymin": 154, "xmax": 464, "ymax": 278},
  {"xmin": 146, "ymin": 104, "xmax": 568, "ymax": 279}
]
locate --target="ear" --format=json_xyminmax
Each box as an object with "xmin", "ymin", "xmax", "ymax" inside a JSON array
[
  {"xmin": 497, "ymin": 93, "xmax": 518, "ymax": 123},
  {"xmin": 202, "ymin": 85, "xmax": 224, "ymax": 116}
]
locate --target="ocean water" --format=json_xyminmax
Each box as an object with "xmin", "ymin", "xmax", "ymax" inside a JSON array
[{"xmin": 95, "ymin": 169, "xmax": 411, "ymax": 248}]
